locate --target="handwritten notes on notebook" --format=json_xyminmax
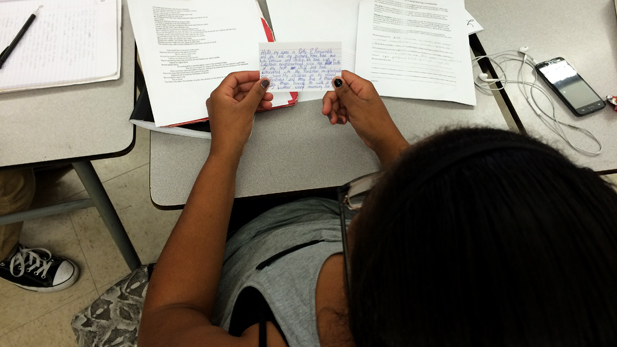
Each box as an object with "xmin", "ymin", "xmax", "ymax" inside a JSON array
[
  {"xmin": 0, "ymin": 0, "xmax": 119, "ymax": 93},
  {"xmin": 259, "ymin": 42, "xmax": 342, "ymax": 91}
]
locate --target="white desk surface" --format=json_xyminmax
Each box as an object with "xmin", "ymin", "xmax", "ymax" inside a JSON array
[
  {"xmin": 149, "ymin": 1, "xmax": 509, "ymax": 207},
  {"xmin": 467, "ymin": 0, "xmax": 617, "ymax": 172},
  {"xmin": 0, "ymin": 1, "xmax": 135, "ymax": 169}
]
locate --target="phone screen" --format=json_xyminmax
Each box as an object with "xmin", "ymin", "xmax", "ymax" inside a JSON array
[{"xmin": 537, "ymin": 60, "xmax": 602, "ymax": 109}]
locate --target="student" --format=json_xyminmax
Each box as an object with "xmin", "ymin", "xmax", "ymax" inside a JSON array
[
  {"xmin": 0, "ymin": 169, "xmax": 79, "ymax": 292},
  {"xmin": 138, "ymin": 71, "xmax": 617, "ymax": 346}
]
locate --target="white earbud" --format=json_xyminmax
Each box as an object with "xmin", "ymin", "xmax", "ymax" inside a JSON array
[
  {"xmin": 478, "ymin": 73, "xmax": 499, "ymax": 82},
  {"xmin": 518, "ymin": 46, "xmax": 536, "ymax": 64}
]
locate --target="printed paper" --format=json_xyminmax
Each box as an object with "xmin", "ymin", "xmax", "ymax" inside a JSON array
[{"xmin": 355, "ymin": 0, "xmax": 476, "ymax": 106}]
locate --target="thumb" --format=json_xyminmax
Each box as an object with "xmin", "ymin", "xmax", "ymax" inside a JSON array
[
  {"xmin": 332, "ymin": 76, "xmax": 360, "ymax": 110},
  {"xmin": 241, "ymin": 78, "xmax": 270, "ymax": 110}
]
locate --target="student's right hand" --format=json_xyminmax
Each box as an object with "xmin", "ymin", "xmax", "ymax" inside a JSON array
[
  {"xmin": 322, "ymin": 71, "xmax": 409, "ymax": 168},
  {"xmin": 206, "ymin": 71, "xmax": 272, "ymax": 161}
]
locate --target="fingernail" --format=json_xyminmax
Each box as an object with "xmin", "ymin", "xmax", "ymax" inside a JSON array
[
  {"xmin": 334, "ymin": 79, "xmax": 343, "ymax": 88},
  {"xmin": 261, "ymin": 79, "xmax": 270, "ymax": 89}
]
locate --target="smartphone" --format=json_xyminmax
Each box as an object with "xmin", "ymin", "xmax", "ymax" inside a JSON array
[{"xmin": 535, "ymin": 57, "xmax": 605, "ymax": 117}]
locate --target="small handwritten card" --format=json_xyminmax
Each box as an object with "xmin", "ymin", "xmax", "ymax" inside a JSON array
[{"xmin": 259, "ymin": 42, "xmax": 342, "ymax": 91}]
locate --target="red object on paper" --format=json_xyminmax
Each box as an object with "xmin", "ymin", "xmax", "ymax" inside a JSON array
[{"xmin": 261, "ymin": 18, "xmax": 275, "ymax": 43}]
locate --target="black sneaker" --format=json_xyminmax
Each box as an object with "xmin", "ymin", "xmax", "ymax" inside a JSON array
[{"xmin": 0, "ymin": 244, "xmax": 79, "ymax": 292}]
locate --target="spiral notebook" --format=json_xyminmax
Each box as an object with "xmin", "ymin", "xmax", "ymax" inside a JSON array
[{"xmin": 0, "ymin": 0, "xmax": 121, "ymax": 93}]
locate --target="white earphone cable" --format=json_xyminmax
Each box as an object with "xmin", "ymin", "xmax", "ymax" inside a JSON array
[{"xmin": 472, "ymin": 50, "xmax": 602, "ymax": 156}]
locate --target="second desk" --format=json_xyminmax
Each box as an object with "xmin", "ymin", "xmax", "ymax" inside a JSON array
[
  {"xmin": 148, "ymin": 1, "xmax": 511, "ymax": 208},
  {"xmin": 150, "ymin": 86, "xmax": 509, "ymax": 208}
]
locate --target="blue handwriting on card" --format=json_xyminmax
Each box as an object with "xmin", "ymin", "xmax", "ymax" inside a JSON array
[{"xmin": 259, "ymin": 42, "xmax": 342, "ymax": 91}]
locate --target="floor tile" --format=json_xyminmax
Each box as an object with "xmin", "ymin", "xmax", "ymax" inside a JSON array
[
  {"xmin": 0, "ymin": 290, "xmax": 98, "ymax": 346},
  {"xmin": 102, "ymin": 164, "xmax": 181, "ymax": 265},
  {"xmin": 0, "ymin": 213, "xmax": 97, "ymax": 337},
  {"xmin": 69, "ymin": 164, "xmax": 180, "ymax": 293},
  {"xmin": 68, "ymin": 200, "xmax": 131, "ymax": 293}
]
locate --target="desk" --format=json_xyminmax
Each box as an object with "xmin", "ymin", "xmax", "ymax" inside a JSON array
[
  {"xmin": 0, "ymin": 1, "xmax": 140, "ymax": 270},
  {"xmin": 149, "ymin": 1, "xmax": 510, "ymax": 208},
  {"xmin": 467, "ymin": 0, "xmax": 617, "ymax": 173}
]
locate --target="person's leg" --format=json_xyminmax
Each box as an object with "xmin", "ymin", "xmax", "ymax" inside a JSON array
[
  {"xmin": 0, "ymin": 169, "xmax": 35, "ymax": 260},
  {"xmin": 0, "ymin": 168, "xmax": 79, "ymax": 292}
]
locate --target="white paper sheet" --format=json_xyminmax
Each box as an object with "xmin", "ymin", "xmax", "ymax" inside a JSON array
[
  {"xmin": 355, "ymin": 0, "xmax": 476, "ymax": 106},
  {"xmin": 266, "ymin": 0, "xmax": 360, "ymax": 101},
  {"xmin": 128, "ymin": 0, "xmax": 292, "ymax": 127},
  {"xmin": 463, "ymin": 9, "xmax": 483, "ymax": 35},
  {"xmin": 259, "ymin": 42, "xmax": 342, "ymax": 92},
  {"xmin": 0, "ymin": 0, "xmax": 120, "ymax": 92},
  {"xmin": 266, "ymin": 0, "xmax": 480, "ymax": 102}
]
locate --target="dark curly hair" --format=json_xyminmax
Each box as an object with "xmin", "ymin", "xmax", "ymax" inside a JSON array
[{"xmin": 348, "ymin": 127, "xmax": 617, "ymax": 347}]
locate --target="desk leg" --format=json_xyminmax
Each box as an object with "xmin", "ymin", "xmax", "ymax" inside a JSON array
[{"xmin": 72, "ymin": 161, "xmax": 141, "ymax": 271}]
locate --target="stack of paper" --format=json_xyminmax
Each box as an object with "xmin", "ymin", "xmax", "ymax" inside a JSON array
[
  {"xmin": 128, "ymin": 0, "xmax": 296, "ymax": 128},
  {"xmin": 266, "ymin": 0, "xmax": 483, "ymax": 106},
  {"xmin": 355, "ymin": 0, "xmax": 476, "ymax": 106},
  {"xmin": 0, "ymin": 0, "xmax": 121, "ymax": 93}
]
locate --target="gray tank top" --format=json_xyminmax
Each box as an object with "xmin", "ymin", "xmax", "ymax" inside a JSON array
[{"xmin": 211, "ymin": 198, "xmax": 355, "ymax": 347}]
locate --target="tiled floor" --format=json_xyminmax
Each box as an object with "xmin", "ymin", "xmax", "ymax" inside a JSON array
[
  {"xmin": 0, "ymin": 126, "xmax": 182, "ymax": 346},
  {"xmin": 1, "ymin": 125, "xmax": 617, "ymax": 346}
]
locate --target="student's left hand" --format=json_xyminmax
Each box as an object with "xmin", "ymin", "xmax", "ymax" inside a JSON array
[{"xmin": 206, "ymin": 71, "xmax": 272, "ymax": 160}]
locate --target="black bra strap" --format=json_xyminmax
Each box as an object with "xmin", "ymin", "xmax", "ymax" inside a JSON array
[{"xmin": 259, "ymin": 316, "xmax": 267, "ymax": 347}]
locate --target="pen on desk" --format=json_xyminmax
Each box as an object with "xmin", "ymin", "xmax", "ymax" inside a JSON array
[{"xmin": 0, "ymin": 5, "xmax": 42, "ymax": 69}]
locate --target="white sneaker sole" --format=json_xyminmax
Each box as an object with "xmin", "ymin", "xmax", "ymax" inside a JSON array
[{"xmin": 12, "ymin": 260, "xmax": 80, "ymax": 293}]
